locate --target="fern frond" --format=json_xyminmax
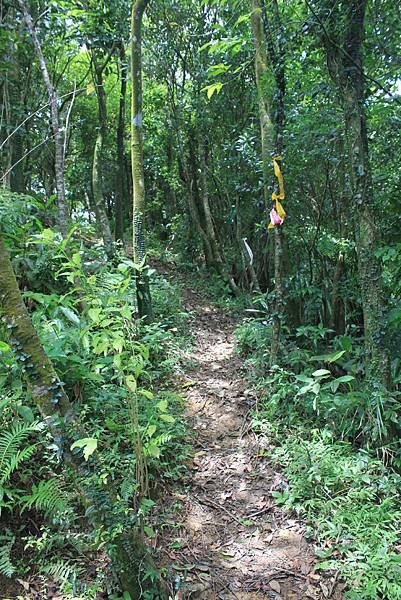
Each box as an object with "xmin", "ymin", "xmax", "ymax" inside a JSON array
[
  {"xmin": 0, "ymin": 535, "xmax": 15, "ymax": 578},
  {"xmin": 44, "ymin": 559, "xmax": 83, "ymax": 584},
  {"xmin": 0, "ymin": 420, "xmax": 41, "ymax": 485},
  {"xmin": 21, "ymin": 479, "xmax": 67, "ymax": 515}
]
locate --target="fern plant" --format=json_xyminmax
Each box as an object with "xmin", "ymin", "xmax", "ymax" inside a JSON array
[
  {"xmin": 0, "ymin": 534, "xmax": 15, "ymax": 577},
  {"xmin": 0, "ymin": 420, "xmax": 41, "ymax": 513},
  {"xmin": 22, "ymin": 479, "xmax": 67, "ymax": 515}
]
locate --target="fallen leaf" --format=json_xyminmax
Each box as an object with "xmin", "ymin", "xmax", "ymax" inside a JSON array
[
  {"xmin": 270, "ymin": 580, "xmax": 281, "ymax": 593},
  {"xmin": 16, "ymin": 579, "xmax": 30, "ymax": 591}
]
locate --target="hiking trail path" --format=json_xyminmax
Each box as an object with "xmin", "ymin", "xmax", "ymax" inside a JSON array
[{"xmin": 154, "ymin": 280, "xmax": 343, "ymax": 600}]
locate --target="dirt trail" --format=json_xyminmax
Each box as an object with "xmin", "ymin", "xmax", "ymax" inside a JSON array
[{"xmin": 155, "ymin": 284, "xmax": 342, "ymax": 600}]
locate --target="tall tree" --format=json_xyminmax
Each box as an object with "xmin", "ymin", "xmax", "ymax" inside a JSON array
[
  {"xmin": 250, "ymin": 0, "xmax": 286, "ymax": 364},
  {"xmin": 90, "ymin": 50, "xmax": 113, "ymax": 254},
  {"xmin": 115, "ymin": 43, "xmax": 128, "ymax": 243},
  {"xmin": 19, "ymin": 0, "xmax": 68, "ymax": 236},
  {"xmin": 308, "ymin": 0, "xmax": 391, "ymax": 386},
  {"xmin": 131, "ymin": 0, "xmax": 153, "ymax": 322}
]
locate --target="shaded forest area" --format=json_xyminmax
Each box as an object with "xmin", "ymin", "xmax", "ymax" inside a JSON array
[{"xmin": 0, "ymin": 0, "xmax": 400, "ymax": 598}]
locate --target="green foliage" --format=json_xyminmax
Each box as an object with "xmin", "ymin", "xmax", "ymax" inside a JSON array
[{"xmin": 272, "ymin": 432, "xmax": 401, "ymax": 599}]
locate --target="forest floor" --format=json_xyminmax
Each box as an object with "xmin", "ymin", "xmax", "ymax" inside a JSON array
[{"xmin": 154, "ymin": 276, "xmax": 343, "ymax": 600}]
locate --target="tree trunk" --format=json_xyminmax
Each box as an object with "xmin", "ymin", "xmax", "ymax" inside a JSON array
[
  {"xmin": 331, "ymin": 252, "xmax": 345, "ymax": 334},
  {"xmin": 320, "ymin": 0, "xmax": 391, "ymax": 386},
  {"xmin": 198, "ymin": 135, "xmax": 240, "ymax": 296},
  {"xmin": 131, "ymin": 0, "xmax": 153, "ymax": 322},
  {"xmin": 19, "ymin": 0, "xmax": 68, "ymax": 236},
  {"xmin": 91, "ymin": 53, "xmax": 113, "ymax": 254},
  {"xmin": 235, "ymin": 194, "xmax": 261, "ymax": 293},
  {"xmin": 115, "ymin": 43, "xmax": 127, "ymax": 244},
  {"xmin": 250, "ymin": 0, "xmax": 274, "ymax": 208},
  {"xmin": 251, "ymin": 0, "xmax": 286, "ymax": 364},
  {"xmin": 0, "ymin": 235, "xmax": 71, "ymax": 419}
]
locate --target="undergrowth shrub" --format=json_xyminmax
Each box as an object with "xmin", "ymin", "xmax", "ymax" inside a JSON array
[
  {"xmin": 0, "ymin": 223, "xmax": 190, "ymax": 595},
  {"xmin": 271, "ymin": 431, "xmax": 401, "ymax": 600}
]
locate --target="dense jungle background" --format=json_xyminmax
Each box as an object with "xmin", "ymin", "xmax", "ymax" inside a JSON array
[{"xmin": 0, "ymin": 0, "xmax": 400, "ymax": 598}]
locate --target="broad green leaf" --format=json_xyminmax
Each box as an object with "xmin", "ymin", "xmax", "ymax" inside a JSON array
[
  {"xmin": 147, "ymin": 443, "xmax": 160, "ymax": 458},
  {"xmin": 125, "ymin": 375, "xmax": 137, "ymax": 392},
  {"xmin": 71, "ymin": 438, "xmax": 98, "ymax": 461},
  {"xmin": 334, "ymin": 375, "xmax": 355, "ymax": 383},
  {"xmin": 147, "ymin": 424, "xmax": 157, "ymax": 438},
  {"xmin": 295, "ymin": 375, "xmax": 313, "ymax": 383},
  {"xmin": 156, "ymin": 399, "xmax": 168, "ymax": 412},
  {"xmin": 312, "ymin": 383, "xmax": 321, "ymax": 394},
  {"xmin": 160, "ymin": 414, "xmax": 175, "ymax": 424},
  {"xmin": 312, "ymin": 369, "xmax": 331, "ymax": 377},
  {"xmin": 310, "ymin": 350, "xmax": 346, "ymax": 363},
  {"xmin": 88, "ymin": 308, "xmax": 101, "ymax": 323},
  {"xmin": 202, "ymin": 82, "xmax": 223, "ymax": 99},
  {"xmin": 138, "ymin": 388, "xmax": 154, "ymax": 400},
  {"xmin": 17, "ymin": 405, "xmax": 35, "ymax": 423},
  {"xmin": 0, "ymin": 341, "xmax": 10, "ymax": 354}
]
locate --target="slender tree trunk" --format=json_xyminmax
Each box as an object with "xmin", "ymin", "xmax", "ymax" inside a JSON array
[
  {"xmin": 320, "ymin": 0, "xmax": 391, "ymax": 386},
  {"xmin": 198, "ymin": 135, "xmax": 240, "ymax": 296},
  {"xmin": 115, "ymin": 43, "xmax": 127, "ymax": 243},
  {"xmin": 250, "ymin": 0, "xmax": 274, "ymax": 207},
  {"xmin": 92, "ymin": 131, "xmax": 113, "ymax": 252},
  {"xmin": 251, "ymin": 0, "xmax": 286, "ymax": 364},
  {"xmin": 131, "ymin": 0, "xmax": 153, "ymax": 322},
  {"xmin": 331, "ymin": 252, "xmax": 345, "ymax": 334},
  {"xmin": 19, "ymin": 0, "xmax": 67, "ymax": 236},
  {"xmin": 91, "ymin": 53, "xmax": 113, "ymax": 254},
  {"xmin": 235, "ymin": 194, "xmax": 261, "ymax": 293}
]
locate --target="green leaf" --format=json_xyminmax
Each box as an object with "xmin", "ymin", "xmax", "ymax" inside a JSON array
[
  {"xmin": 156, "ymin": 399, "xmax": 168, "ymax": 412},
  {"xmin": 310, "ymin": 350, "xmax": 346, "ymax": 363},
  {"xmin": 88, "ymin": 308, "xmax": 101, "ymax": 323},
  {"xmin": 70, "ymin": 438, "xmax": 98, "ymax": 461},
  {"xmin": 17, "ymin": 405, "xmax": 35, "ymax": 423},
  {"xmin": 312, "ymin": 369, "xmax": 331, "ymax": 377},
  {"xmin": 147, "ymin": 424, "xmax": 157, "ymax": 438},
  {"xmin": 147, "ymin": 443, "xmax": 160, "ymax": 458},
  {"xmin": 121, "ymin": 304, "xmax": 131, "ymax": 319},
  {"xmin": 333, "ymin": 375, "xmax": 355, "ymax": 383},
  {"xmin": 144, "ymin": 526, "xmax": 155, "ymax": 538},
  {"xmin": 138, "ymin": 388, "xmax": 153, "ymax": 400},
  {"xmin": 159, "ymin": 414, "xmax": 175, "ymax": 424},
  {"xmin": 0, "ymin": 342, "xmax": 10, "ymax": 354},
  {"xmin": 312, "ymin": 382, "xmax": 321, "ymax": 394},
  {"xmin": 71, "ymin": 252, "xmax": 81, "ymax": 267},
  {"xmin": 295, "ymin": 375, "xmax": 313, "ymax": 383},
  {"xmin": 125, "ymin": 375, "xmax": 137, "ymax": 392},
  {"xmin": 202, "ymin": 82, "xmax": 223, "ymax": 99},
  {"xmin": 59, "ymin": 306, "xmax": 80, "ymax": 325}
]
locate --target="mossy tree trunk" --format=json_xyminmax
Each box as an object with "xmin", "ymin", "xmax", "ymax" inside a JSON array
[
  {"xmin": 315, "ymin": 0, "xmax": 391, "ymax": 386},
  {"xmin": 19, "ymin": 0, "xmax": 68, "ymax": 237},
  {"xmin": 251, "ymin": 0, "xmax": 286, "ymax": 365},
  {"xmin": 0, "ymin": 235, "xmax": 71, "ymax": 421},
  {"xmin": 131, "ymin": 0, "xmax": 153, "ymax": 323}
]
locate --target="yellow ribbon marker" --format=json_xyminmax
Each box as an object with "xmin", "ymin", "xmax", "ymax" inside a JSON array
[{"xmin": 268, "ymin": 155, "xmax": 286, "ymax": 229}]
